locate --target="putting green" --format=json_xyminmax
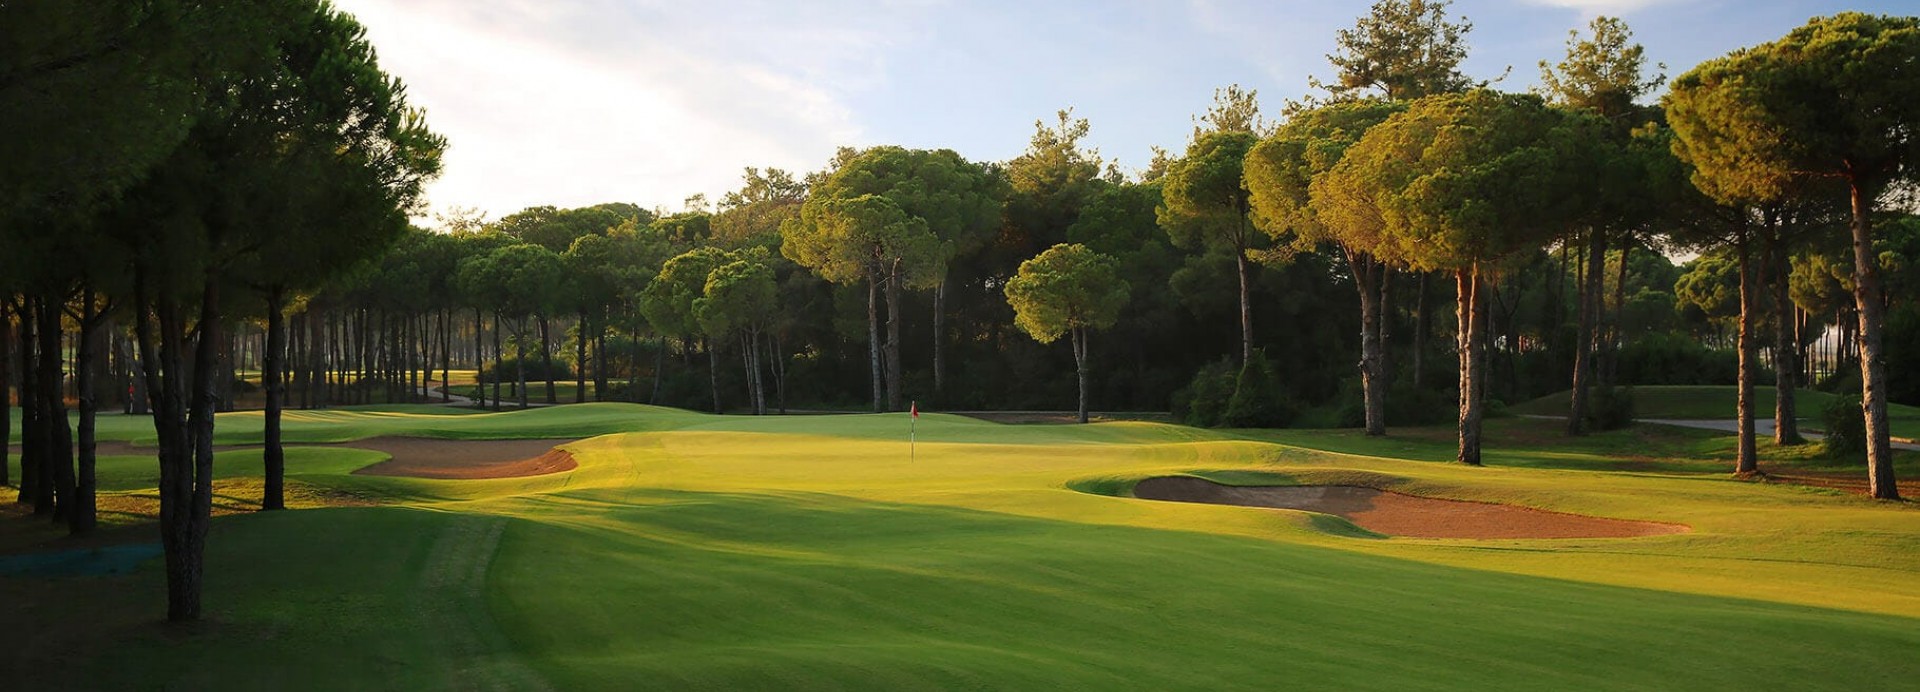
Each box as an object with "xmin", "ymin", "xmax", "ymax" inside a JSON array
[{"xmin": 4, "ymin": 404, "xmax": 1919, "ymax": 689}]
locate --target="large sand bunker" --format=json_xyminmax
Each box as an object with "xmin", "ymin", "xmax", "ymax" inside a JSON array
[
  {"xmin": 1132, "ymin": 476, "xmax": 1687, "ymax": 539},
  {"xmin": 349, "ymin": 437, "xmax": 577, "ymax": 479}
]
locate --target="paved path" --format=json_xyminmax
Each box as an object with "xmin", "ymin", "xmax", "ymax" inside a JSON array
[{"xmin": 1520, "ymin": 414, "xmax": 1920, "ymax": 451}]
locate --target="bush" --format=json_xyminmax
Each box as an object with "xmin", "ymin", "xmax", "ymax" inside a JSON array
[
  {"xmin": 1173, "ymin": 359, "xmax": 1236, "ymax": 427},
  {"xmin": 1822, "ymin": 394, "xmax": 1866, "ymax": 460},
  {"xmin": 1616, "ymin": 332, "xmax": 1738, "ymax": 386},
  {"xmin": 1222, "ymin": 350, "xmax": 1295, "ymax": 428},
  {"xmin": 1887, "ymin": 304, "xmax": 1920, "ymax": 406},
  {"xmin": 1586, "ymin": 385, "xmax": 1635, "ymax": 431},
  {"xmin": 480, "ymin": 355, "xmax": 575, "ymax": 383}
]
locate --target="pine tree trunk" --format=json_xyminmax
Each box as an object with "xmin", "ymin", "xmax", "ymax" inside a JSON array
[
  {"xmin": 575, "ymin": 314, "xmax": 588, "ymax": 403},
  {"xmin": 0, "ymin": 301, "xmax": 9, "ymax": 490},
  {"xmin": 1457, "ymin": 267, "xmax": 1485, "ymax": 466},
  {"xmin": 647, "ymin": 333, "xmax": 663, "ymax": 404},
  {"xmin": 1073, "ymin": 327, "xmax": 1089, "ymax": 424},
  {"xmin": 1735, "ymin": 231, "xmax": 1759, "ymax": 476},
  {"xmin": 1603, "ymin": 241, "xmax": 1631, "ymax": 387},
  {"xmin": 932, "ymin": 275, "xmax": 946, "ymax": 399},
  {"xmin": 1848, "ymin": 179, "xmax": 1898, "ymax": 499},
  {"xmin": 1568, "ymin": 230, "xmax": 1606, "ymax": 435},
  {"xmin": 540, "ymin": 315, "xmax": 555, "ymax": 404},
  {"xmin": 71, "ymin": 288, "xmax": 100, "ymax": 534},
  {"xmin": 16, "ymin": 299, "xmax": 35, "ymax": 506},
  {"xmin": 492, "ymin": 312, "xmax": 504, "ymax": 411},
  {"xmin": 1413, "ymin": 271, "xmax": 1428, "ymax": 388},
  {"xmin": 885, "ymin": 263, "xmax": 903, "ymax": 412},
  {"xmin": 1351, "ymin": 251, "xmax": 1386, "ymax": 436},
  {"xmin": 262, "ymin": 287, "xmax": 287, "ymax": 510},
  {"xmin": 707, "ymin": 339, "xmax": 721, "ymax": 414},
  {"xmin": 868, "ymin": 274, "xmax": 883, "ymax": 413},
  {"xmin": 1235, "ymin": 249, "xmax": 1252, "ymax": 365},
  {"xmin": 41, "ymin": 299, "xmax": 75, "ymax": 521},
  {"xmin": 1770, "ymin": 231, "xmax": 1801, "ymax": 445}
]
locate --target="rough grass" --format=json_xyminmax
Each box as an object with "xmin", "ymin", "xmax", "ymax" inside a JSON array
[{"xmin": 2, "ymin": 404, "xmax": 1919, "ymax": 689}]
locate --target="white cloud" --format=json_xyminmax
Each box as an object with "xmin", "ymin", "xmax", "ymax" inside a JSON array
[
  {"xmin": 1518, "ymin": 0, "xmax": 1682, "ymax": 16},
  {"xmin": 332, "ymin": 0, "xmax": 921, "ymax": 221}
]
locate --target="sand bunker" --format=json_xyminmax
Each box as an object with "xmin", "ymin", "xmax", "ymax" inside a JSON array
[
  {"xmin": 349, "ymin": 437, "xmax": 578, "ymax": 479},
  {"xmin": 1132, "ymin": 476, "xmax": 1686, "ymax": 539}
]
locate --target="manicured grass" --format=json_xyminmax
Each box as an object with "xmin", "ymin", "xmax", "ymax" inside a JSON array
[
  {"xmin": 4, "ymin": 405, "xmax": 1920, "ymax": 689},
  {"xmin": 1512, "ymin": 385, "xmax": 1920, "ymax": 438}
]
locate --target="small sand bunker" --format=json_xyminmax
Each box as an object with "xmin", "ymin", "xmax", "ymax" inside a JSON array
[
  {"xmin": 350, "ymin": 437, "xmax": 578, "ymax": 479},
  {"xmin": 1132, "ymin": 477, "xmax": 1686, "ymax": 539}
]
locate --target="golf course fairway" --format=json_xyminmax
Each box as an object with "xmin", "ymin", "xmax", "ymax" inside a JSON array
[{"xmin": 4, "ymin": 403, "xmax": 1919, "ymax": 690}]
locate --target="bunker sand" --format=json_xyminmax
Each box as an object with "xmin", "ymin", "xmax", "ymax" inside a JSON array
[
  {"xmin": 1132, "ymin": 476, "xmax": 1688, "ymax": 539},
  {"xmin": 349, "ymin": 437, "xmax": 578, "ymax": 479}
]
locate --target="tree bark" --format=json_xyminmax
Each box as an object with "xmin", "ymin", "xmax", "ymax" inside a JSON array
[
  {"xmin": 706, "ymin": 338, "xmax": 721, "ymax": 414},
  {"xmin": 491, "ymin": 312, "xmax": 504, "ymax": 411},
  {"xmin": 868, "ymin": 274, "xmax": 882, "ymax": 413},
  {"xmin": 1604, "ymin": 240, "xmax": 1631, "ymax": 387},
  {"xmin": 1457, "ymin": 267, "xmax": 1485, "ymax": 466},
  {"xmin": 885, "ymin": 262, "xmax": 903, "ymax": 412},
  {"xmin": 1568, "ymin": 230, "xmax": 1607, "ymax": 435},
  {"xmin": 1735, "ymin": 230, "xmax": 1759, "ymax": 476},
  {"xmin": 1847, "ymin": 178, "xmax": 1898, "ymax": 500},
  {"xmin": 17, "ymin": 298, "xmax": 40, "ymax": 507},
  {"xmin": 262, "ymin": 286, "xmax": 287, "ymax": 510},
  {"xmin": 0, "ymin": 302, "xmax": 10, "ymax": 490},
  {"xmin": 540, "ymin": 315, "xmax": 555, "ymax": 404},
  {"xmin": 1768, "ymin": 229, "xmax": 1801, "ymax": 445},
  {"xmin": 575, "ymin": 314, "xmax": 588, "ymax": 403},
  {"xmin": 40, "ymin": 299, "xmax": 75, "ymax": 522},
  {"xmin": 1236, "ymin": 249, "xmax": 1253, "ymax": 365},
  {"xmin": 1072, "ymin": 327, "xmax": 1089, "ymax": 424},
  {"xmin": 1413, "ymin": 271, "xmax": 1428, "ymax": 389},
  {"xmin": 932, "ymin": 275, "xmax": 946, "ymax": 399},
  {"xmin": 1348, "ymin": 250, "xmax": 1386, "ymax": 436},
  {"xmin": 71, "ymin": 288, "xmax": 102, "ymax": 535}
]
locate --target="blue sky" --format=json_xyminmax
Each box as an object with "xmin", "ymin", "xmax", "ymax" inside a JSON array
[{"xmin": 330, "ymin": 0, "xmax": 1917, "ymax": 222}]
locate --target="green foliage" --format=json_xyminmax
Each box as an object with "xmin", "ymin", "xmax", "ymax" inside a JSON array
[
  {"xmin": 1323, "ymin": 90, "xmax": 1592, "ymax": 273},
  {"xmin": 1667, "ymin": 13, "xmax": 1920, "ymax": 206},
  {"xmin": 1587, "ymin": 385, "xmax": 1636, "ymax": 431},
  {"xmin": 1672, "ymin": 254, "xmax": 1741, "ymax": 318},
  {"xmin": 1822, "ymin": 394, "xmax": 1866, "ymax": 460},
  {"xmin": 782, "ymin": 194, "xmax": 943, "ymax": 287},
  {"xmin": 1246, "ymin": 99, "xmax": 1406, "ymax": 251},
  {"xmin": 1617, "ymin": 332, "xmax": 1738, "ymax": 386},
  {"xmin": 480, "ymin": 356, "xmax": 574, "ymax": 383},
  {"xmin": 641, "ymin": 247, "xmax": 730, "ymax": 336},
  {"xmin": 1538, "ymin": 16, "xmax": 1665, "ymax": 122},
  {"xmin": 694, "ymin": 251, "xmax": 779, "ymax": 339},
  {"xmin": 1157, "ymin": 131, "xmax": 1260, "ymax": 253},
  {"xmin": 1173, "ymin": 360, "xmax": 1238, "ymax": 427},
  {"xmin": 1222, "ymin": 350, "xmax": 1295, "ymax": 428},
  {"xmin": 1004, "ymin": 244, "xmax": 1128, "ymax": 344},
  {"xmin": 1887, "ymin": 304, "xmax": 1920, "ymax": 406},
  {"xmin": 1320, "ymin": 0, "xmax": 1477, "ymax": 101}
]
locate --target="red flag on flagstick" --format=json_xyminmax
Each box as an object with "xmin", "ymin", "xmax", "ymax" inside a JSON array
[{"xmin": 911, "ymin": 401, "xmax": 919, "ymax": 418}]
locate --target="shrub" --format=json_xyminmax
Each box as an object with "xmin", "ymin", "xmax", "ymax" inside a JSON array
[
  {"xmin": 1586, "ymin": 385, "xmax": 1635, "ymax": 431},
  {"xmin": 480, "ymin": 355, "xmax": 575, "ymax": 383},
  {"xmin": 1616, "ymin": 332, "xmax": 1739, "ymax": 386},
  {"xmin": 1173, "ymin": 359, "xmax": 1236, "ymax": 427},
  {"xmin": 1222, "ymin": 350, "xmax": 1295, "ymax": 428},
  {"xmin": 1821, "ymin": 394, "xmax": 1865, "ymax": 461}
]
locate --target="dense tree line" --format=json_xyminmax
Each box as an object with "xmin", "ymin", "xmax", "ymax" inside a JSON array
[{"xmin": 5, "ymin": 0, "xmax": 1920, "ymax": 621}]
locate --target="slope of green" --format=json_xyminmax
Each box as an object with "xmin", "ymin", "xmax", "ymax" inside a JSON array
[
  {"xmin": 4, "ymin": 403, "xmax": 1919, "ymax": 689},
  {"xmin": 1512, "ymin": 385, "xmax": 1920, "ymax": 437}
]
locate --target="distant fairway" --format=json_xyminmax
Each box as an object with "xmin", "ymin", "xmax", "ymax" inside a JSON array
[{"xmin": 4, "ymin": 404, "xmax": 1920, "ymax": 689}]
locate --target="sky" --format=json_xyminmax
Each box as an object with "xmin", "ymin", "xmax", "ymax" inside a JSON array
[{"xmin": 330, "ymin": 0, "xmax": 1918, "ymax": 224}]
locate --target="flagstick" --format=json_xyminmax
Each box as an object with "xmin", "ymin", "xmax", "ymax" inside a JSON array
[{"xmin": 910, "ymin": 413, "xmax": 916, "ymax": 462}]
